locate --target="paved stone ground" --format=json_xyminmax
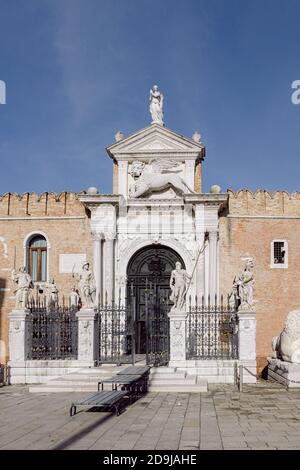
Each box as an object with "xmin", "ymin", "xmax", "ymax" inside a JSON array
[{"xmin": 1, "ymin": 381, "xmax": 300, "ymax": 450}]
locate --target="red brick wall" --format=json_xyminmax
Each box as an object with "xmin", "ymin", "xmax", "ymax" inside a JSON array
[
  {"xmin": 220, "ymin": 190, "xmax": 300, "ymax": 373},
  {"xmin": 0, "ymin": 193, "xmax": 92, "ymax": 363}
]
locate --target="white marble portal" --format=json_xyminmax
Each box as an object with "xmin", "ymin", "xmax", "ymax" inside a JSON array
[{"xmin": 79, "ymin": 124, "xmax": 227, "ymax": 310}]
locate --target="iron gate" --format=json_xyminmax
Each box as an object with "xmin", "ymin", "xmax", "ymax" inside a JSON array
[
  {"xmin": 186, "ymin": 295, "xmax": 239, "ymax": 360},
  {"xmin": 144, "ymin": 285, "xmax": 170, "ymax": 366},
  {"xmin": 94, "ymin": 286, "xmax": 170, "ymax": 366},
  {"xmin": 94, "ymin": 294, "xmax": 134, "ymax": 365}
]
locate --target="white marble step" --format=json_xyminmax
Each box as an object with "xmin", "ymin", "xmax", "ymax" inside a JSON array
[
  {"xmin": 150, "ymin": 371, "xmax": 186, "ymax": 379},
  {"xmin": 150, "ymin": 367, "xmax": 177, "ymax": 374},
  {"xmin": 54, "ymin": 374, "xmax": 110, "ymax": 382},
  {"xmin": 149, "ymin": 378, "xmax": 197, "ymax": 386},
  {"xmin": 148, "ymin": 381, "xmax": 207, "ymax": 393},
  {"xmin": 29, "ymin": 384, "xmax": 98, "ymax": 393}
]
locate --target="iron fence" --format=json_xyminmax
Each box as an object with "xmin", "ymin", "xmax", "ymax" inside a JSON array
[
  {"xmin": 94, "ymin": 294, "xmax": 134, "ymax": 365},
  {"xmin": 26, "ymin": 299, "xmax": 78, "ymax": 360},
  {"xmin": 0, "ymin": 364, "xmax": 7, "ymax": 386},
  {"xmin": 186, "ymin": 295, "xmax": 239, "ymax": 360}
]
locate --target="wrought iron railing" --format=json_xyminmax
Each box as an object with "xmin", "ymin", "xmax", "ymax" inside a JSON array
[
  {"xmin": 94, "ymin": 294, "xmax": 134, "ymax": 365},
  {"xmin": 26, "ymin": 299, "xmax": 78, "ymax": 360},
  {"xmin": 186, "ymin": 295, "xmax": 239, "ymax": 360},
  {"xmin": 0, "ymin": 364, "xmax": 7, "ymax": 386}
]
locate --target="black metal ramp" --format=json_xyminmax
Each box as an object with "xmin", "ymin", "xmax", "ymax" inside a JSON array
[
  {"xmin": 70, "ymin": 390, "xmax": 128, "ymax": 417},
  {"xmin": 116, "ymin": 366, "xmax": 151, "ymax": 375}
]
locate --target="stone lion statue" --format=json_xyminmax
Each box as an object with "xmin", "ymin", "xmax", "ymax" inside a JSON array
[{"xmin": 272, "ymin": 310, "xmax": 300, "ymax": 364}]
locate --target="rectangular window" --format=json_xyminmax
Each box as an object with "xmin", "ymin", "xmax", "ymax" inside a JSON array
[
  {"xmin": 271, "ymin": 240, "xmax": 288, "ymax": 268},
  {"xmin": 274, "ymin": 242, "xmax": 285, "ymax": 264}
]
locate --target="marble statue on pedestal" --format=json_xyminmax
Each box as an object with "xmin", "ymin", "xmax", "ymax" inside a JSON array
[
  {"xmin": 73, "ymin": 261, "xmax": 96, "ymax": 309},
  {"xmin": 272, "ymin": 310, "xmax": 300, "ymax": 364},
  {"xmin": 169, "ymin": 262, "xmax": 191, "ymax": 311},
  {"xmin": 149, "ymin": 85, "xmax": 164, "ymax": 125},
  {"xmin": 129, "ymin": 159, "xmax": 194, "ymax": 198},
  {"xmin": 45, "ymin": 278, "xmax": 59, "ymax": 310},
  {"xmin": 229, "ymin": 258, "xmax": 255, "ymax": 310},
  {"xmin": 69, "ymin": 286, "xmax": 79, "ymax": 309},
  {"xmin": 11, "ymin": 266, "xmax": 34, "ymax": 309}
]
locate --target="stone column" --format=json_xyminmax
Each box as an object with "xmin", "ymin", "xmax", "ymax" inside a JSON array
[
  {"xmin": 208, "ymin": 230, "xmax": 218, "ymax": 301},
  {"xmin": 9, "ymin": 309, "xmax": 29, "ymax": 384},
  {"xmin": 76, "ymin": 309, "xmax": 96, "ymax": 364},
  {"xmin": 104, "ymin": 234, "xmax": 115, "ymax": 304},
  {"xmin": 196, "ymin": 233, "xmax": 205, "ymax": 299},
  {"xmin": 168, "ymin": 310, "xmax": 187, "ymax": 367},
  {"xmin": 238, "ymin": 311, "xmax": 257, "ymax": 383},
  {"xmin": 92, "ymin": 232, "xmax": 102, "ymax": 303}
]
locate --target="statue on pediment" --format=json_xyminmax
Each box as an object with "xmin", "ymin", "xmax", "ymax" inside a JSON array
[
  {"xmin": 12, "ymin": 266, "xmax": 34, "ymax": 309},
  {"xmin": 73, "ymin": 261, "xmax": 96, "ymax": 309},
  {"xmin": 170, "ymin": 262, "xmax": 191, "ymax": 311},
  {"xmin": 149, "ymin": 85, "xmax": 164, "ymax": 126},
  {"xmin": 129, "ymin": 158, "xmax": 194, "ymax": 198},
  {"xmin": 229, "ymin": 258, "xmax": 255, "ymax": 311}
]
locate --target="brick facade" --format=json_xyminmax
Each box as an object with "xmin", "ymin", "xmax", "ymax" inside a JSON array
[
  {"xmin": 0, "ymin": 192, "xmax": 93, "ymax": 363},
  {"xmin": 1, "ymin": 188, "xmax": 300, "ymax": 374},
  {"xmin": 220, "ymin": 189, "xmax": 300, "ymax": 374}
]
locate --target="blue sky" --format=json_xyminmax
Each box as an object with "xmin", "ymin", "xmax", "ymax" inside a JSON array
[{"xmin": 0, "ymin": 0, "xmax": 300, "ymax": 194}]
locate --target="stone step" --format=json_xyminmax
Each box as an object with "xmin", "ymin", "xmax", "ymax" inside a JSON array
[
  {"xmin": 150, "ymin": 371, "xmax": 186, "ymax": 379},
  {"xmin": 76, "ymin": 367, "xmax": 126, "ymax": 374},
  {"xmin": 178, "ymin": 368, "xmax": 235, "ymax": 375},
  {"xmin": 148, "ymin": 381, "xmax": 207, "ymax": 393},
  {"xmin": 149, "ymin": 378, "xmax": 197, "ymax": 386},
  {"xmin": 29, "ymin": 383, "xmax": 99, "ymax": 393},
  {"xmin": 150, "ymin": 367, "xmax": 176, "ymax": 374},
  {"xmin": 54, "ymin": 374, "xmax": 111, "ymax": 382}
]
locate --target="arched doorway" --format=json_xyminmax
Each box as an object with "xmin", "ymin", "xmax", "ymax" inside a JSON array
[{"xmin": 127, "ymin": 244, "xmax": 185, "ymax": 365}]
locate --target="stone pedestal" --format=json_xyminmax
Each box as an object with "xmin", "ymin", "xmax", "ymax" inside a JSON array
[
  {"xmin": 168, "ymin": 309, "xmax": 187, "ymax": 367},
  {"xmin": 76, "ymin": 309, "xmax": 96, "ymax": 364},
  {"xmin": 268, "ymin": 358, "xmax": 300, "ymax": 389},
  {"xmin": 9, "ymin": 309, "xmax": 29, "ymax": 362},
  {"xmin": 238, "ymin": 310, "xmax": 257, "ymax": 383},
  {"xmin": 8, "ymin": 309, "xmax": 30, "ymax": 384}
]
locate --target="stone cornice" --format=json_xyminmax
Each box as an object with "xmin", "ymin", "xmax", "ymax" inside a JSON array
[
  {"xmin": 184, "ymin": 193, "xmax": 228, "ymax": 206},
  {"xmin": 112, "ymin": 152, "xmax": 201, "ymax": 162},
  {"xmin": 106, "ymin": 124, "xmax": 205, "ymax": 161},
  {"xmin": 78, "ymin": 194, "xmax": 121, "ymax": 209},
  {"xmin": 79, "ymin": 193, "xmax": 228, "ymax": 209}
]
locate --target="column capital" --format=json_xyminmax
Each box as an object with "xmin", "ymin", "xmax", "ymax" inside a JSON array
[
  {"xmin": 105, "ymin": 232, "xmax": 116, "ymax": 241},
  {"xmin": 9, "ymin": 309, "xmax": 30, "ymax": 320},
  {"xmin": 76, "ymin": 308, "xmax": 96, "ymax": 320},
  {"xmin": 208, "ymin": 229, "xmax": 218, "ymax": 238},
  {"xmin": 91, "ymin": 231, "xmax": 104, "ymax": 241}
]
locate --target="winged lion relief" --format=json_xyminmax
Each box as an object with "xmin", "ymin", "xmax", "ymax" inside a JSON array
[{"xmin": 128, "ymin": 159, "xmax": 194, "ymax": 198}]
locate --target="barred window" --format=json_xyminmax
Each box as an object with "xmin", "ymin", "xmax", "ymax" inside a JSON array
[
  {"xmin": 274, "ymin": 241, "xmax": 285, "ymax": 264},
  {"xmin": 271, "ymin": 240, "xmax": 288, "ymax": 268}
]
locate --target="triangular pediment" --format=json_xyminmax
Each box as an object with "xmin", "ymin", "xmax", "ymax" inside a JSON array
[{"xmin": 106, "ymin": 124, "xmax": 205, "ymax": 160}]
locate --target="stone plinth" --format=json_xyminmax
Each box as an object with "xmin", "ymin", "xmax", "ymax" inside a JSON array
[
  {"xmin": 238, "ymin": 310, "xmax": 257, "ymax": 383},
  {"xmin": 76, "ymin": 309, "xmax": 96, "ymax": 363},
  {"xmin": 8, "ymin": 309, "xmax": 30, "ymax": 384},
  {"xmin": 168, "ymin": 309, "xmax": 187, "ymax": 367},
  {"xmin": 268, "ymin": 358, "xmax": 300, "ymax": 389},
  {"xmin": 9, "ymin": 309, "xmax": 29, "ymax": 363}
]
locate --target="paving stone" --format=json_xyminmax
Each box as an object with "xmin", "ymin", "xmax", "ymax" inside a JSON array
[{"xmin": 2, "ymin": 382, "xmax": 300, "ymax": 450}]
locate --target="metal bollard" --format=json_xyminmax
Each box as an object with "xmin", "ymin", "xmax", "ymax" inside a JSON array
[{"xmin": 239, "ymin": 364, "xmax": 243, "ymax": 392}]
